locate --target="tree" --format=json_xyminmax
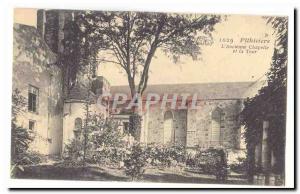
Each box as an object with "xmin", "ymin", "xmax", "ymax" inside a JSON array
[
  {"xmin": 75, "ymin": 11, "xmax": 221, "ymax": 98},
  {"xmin": 241, "ymin": 16, "xmax": 288, "ymax": 181},
  {"xmin": 70, "ymin": 11, "xmax": 221, "ymax": 140}
]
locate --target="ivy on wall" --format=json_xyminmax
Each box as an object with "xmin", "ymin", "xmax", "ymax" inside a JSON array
[{"xmin": 241, "ymin": 17, "xmax": 288, "ymax": 180}]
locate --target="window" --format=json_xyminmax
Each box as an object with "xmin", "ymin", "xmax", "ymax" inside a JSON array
[
  {"xmin": 163, "ymin": 111, "xmax": 174, "ymax": 144},
  {"xmin": 74, "ymin": 118, "xmax": 83, "ymax": 131},
  {"xmin": 28, "ymin": 85, "xmax": 39, "ymax": 113},
  {"xmin": 29, "ymin": 120, "xmax": 35, "ymax": 131},
  {"xmin": 211, "ymin": 107, "xmax": 223, "ymax": 144}
]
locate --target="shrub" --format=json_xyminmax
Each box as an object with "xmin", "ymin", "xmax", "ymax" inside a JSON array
[
  {"xmin": 186, "ymin": 152, "xmax": 197, "ymax": 168},
  {"xmin": 89, "ymin": 116, "xmax": 126, "ymax": 165},
  {"xmin": 166, "ymin": 144, "xmax": 186, "ymax": 164},
  {"xmin": 89, "ymin": 146, "xmax": 127, "ymax": 167},
  {"xmin": 145, "ymin": 144, "xmax": 167, "ymax": 167},
  {"xmin": 11, "ymin": 89, "xmax": 38, "ymax": 176},
  {"xmin": 230, "ymin": 157, "xmax": 247, "ymax": 173},
  {"xmin": 62, "ymin": 139, "xmax": 85, "ymax": 167},
  {"xmin": 145, "ymin": 144, "xmax": 186, "ymax": 168},
  {"xmin": 62, "ymin": 114, "xmax": 126, "ymax": 167},
  {"xmin": 124, "ymin": 143, "xmax": 148, "ymax": 180},
  {"xmin": 187, "ymin": 148, "xmax": 228, "ymax": 181}
]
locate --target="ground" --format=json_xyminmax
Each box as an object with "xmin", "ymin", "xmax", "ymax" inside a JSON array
[{"xmin": 14, "ymin": 163, "xmax": 248, "ymax": 185}]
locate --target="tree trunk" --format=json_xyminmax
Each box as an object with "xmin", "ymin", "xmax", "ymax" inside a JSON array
[{"xmin": 129, "ymin": 92, "xmax": 143, "ymax": 141}]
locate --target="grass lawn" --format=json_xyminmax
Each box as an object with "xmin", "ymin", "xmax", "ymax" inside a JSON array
[{"xmin": 13, "ymin": 163, "xmax": 248, "ymax": 185}]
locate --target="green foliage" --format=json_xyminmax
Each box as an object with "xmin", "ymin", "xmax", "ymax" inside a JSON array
[
  {"xmin": 89, "ymin": 115, "xmax": 125, "ymax": 148},
  {"xmin": 60, "ymin": 11, "xmax": 221, "ymax": 97},
  {"xmin": 11, "ymin": 89, "xmax": 27, "ymax": 122},
  {"xmin": 90, "ymin": 146, "xmax": 127, "ymax": 166},
  {"xmin": 78, "ymin": 11, "xmax": 221, "ymax": 65},
  {"xmin": 58, "ymin": 11, "xmax": 222, "ymax": 142},
  {"xmin": 124, "ymin": 143, "xmax": 148, "ymax": 180},
  {"xmin": 11, "ymin": 89, "xmax": 41, "ymax": 176},
  {"xmin": 230, "ymin": 157, "xmax": 247, "ymax": 174},
  {"xmin": 145, "ymin": 144, "xmax": 186, "ymax": 167},
  {"xmin": 62, "ymin": 114, "xmax": 126, "ymax": 166},
  {"xmin": 241, "ymin": 17, "xmax": 287, "ymax": 178},
  {"xmin": 62, "ymin": 138, "xmax": 85, "ymax": 167},
  {"xmin": 44, "ymin": 10, "xmax": 99, "ymax": 96},
  {"xmin": 11, "ymin": 124, "xmax": 33, "ymax": 160},
  {"xmin": 186, "ymin": 148, "xmax": 228, "ymax": 181},
  {"xmin": 88, "ymin": 114, "xmax": 126, "ymax": 165}
]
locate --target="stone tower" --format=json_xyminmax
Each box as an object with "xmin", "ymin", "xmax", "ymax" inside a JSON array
[
  {"xmin": 36, "ymin": 9, "xmax": 94, "ymax": 95},
  {"xmin": 37, "ymin": 9, "xmax": 74, "ymax": 54}
]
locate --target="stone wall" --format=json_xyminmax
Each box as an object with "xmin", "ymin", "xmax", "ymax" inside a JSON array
[
  {"xmin": 13, "ymin": 24, "xmax": 63, "ymax": 155},
  {"xmin": 186, "ymin": 99, "xmax": 243, "ymax": 149},
  {"xmin": 144, "ymin": 99, "xmax": 244, "ymax": 149},
  {"xmin": 37, "ymin": 9, "xmax": 74, "ymax": 54},
  {"xmin": 145, "ymin": 103, "xmax": 187, "ymax": 146}
]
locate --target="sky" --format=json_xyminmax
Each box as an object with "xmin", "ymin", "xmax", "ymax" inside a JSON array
[{"xmin": 14, "ymin": 8, "xmax": 276, "ymax": 86}]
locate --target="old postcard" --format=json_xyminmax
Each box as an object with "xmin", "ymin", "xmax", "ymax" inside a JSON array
[{"xmin": 10, "ymin": 7, "xmax": 294, "ymax": 188}]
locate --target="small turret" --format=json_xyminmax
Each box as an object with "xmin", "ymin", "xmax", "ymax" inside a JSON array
[{"xmin": 91, "ymin": 76, "xmax": 111, "ymax": 96}]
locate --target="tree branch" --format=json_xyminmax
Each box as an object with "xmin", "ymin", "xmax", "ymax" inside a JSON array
[{"xmin": 137, "ymin": 16, "xmax": 166, "ymax": 94}]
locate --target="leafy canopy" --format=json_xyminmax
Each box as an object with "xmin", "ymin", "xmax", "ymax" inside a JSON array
[{"xmin": 74, "ymin": 11, "xmax": 221, "ymax": 96}]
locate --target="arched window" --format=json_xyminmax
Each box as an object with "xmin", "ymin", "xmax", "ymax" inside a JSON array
[
  {"xmin": 163, "ymin": 111, "xmax": 174, "ymax": 144},
  {"xmin": 74, "ymin": 118, "xmax": 83, "ymax": 130},
  {"xmin": 211, "ymin": 107, "xmax": 223, "ymax": 146}
]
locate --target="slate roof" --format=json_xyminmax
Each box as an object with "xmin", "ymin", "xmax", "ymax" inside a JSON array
[
  {"xmin": 110, "ymin": 82, "xmax": 258, "ymax": 100},
  {"xmin": 242, "ymin": 79, "xmax": 267, "ymax": 99}
]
